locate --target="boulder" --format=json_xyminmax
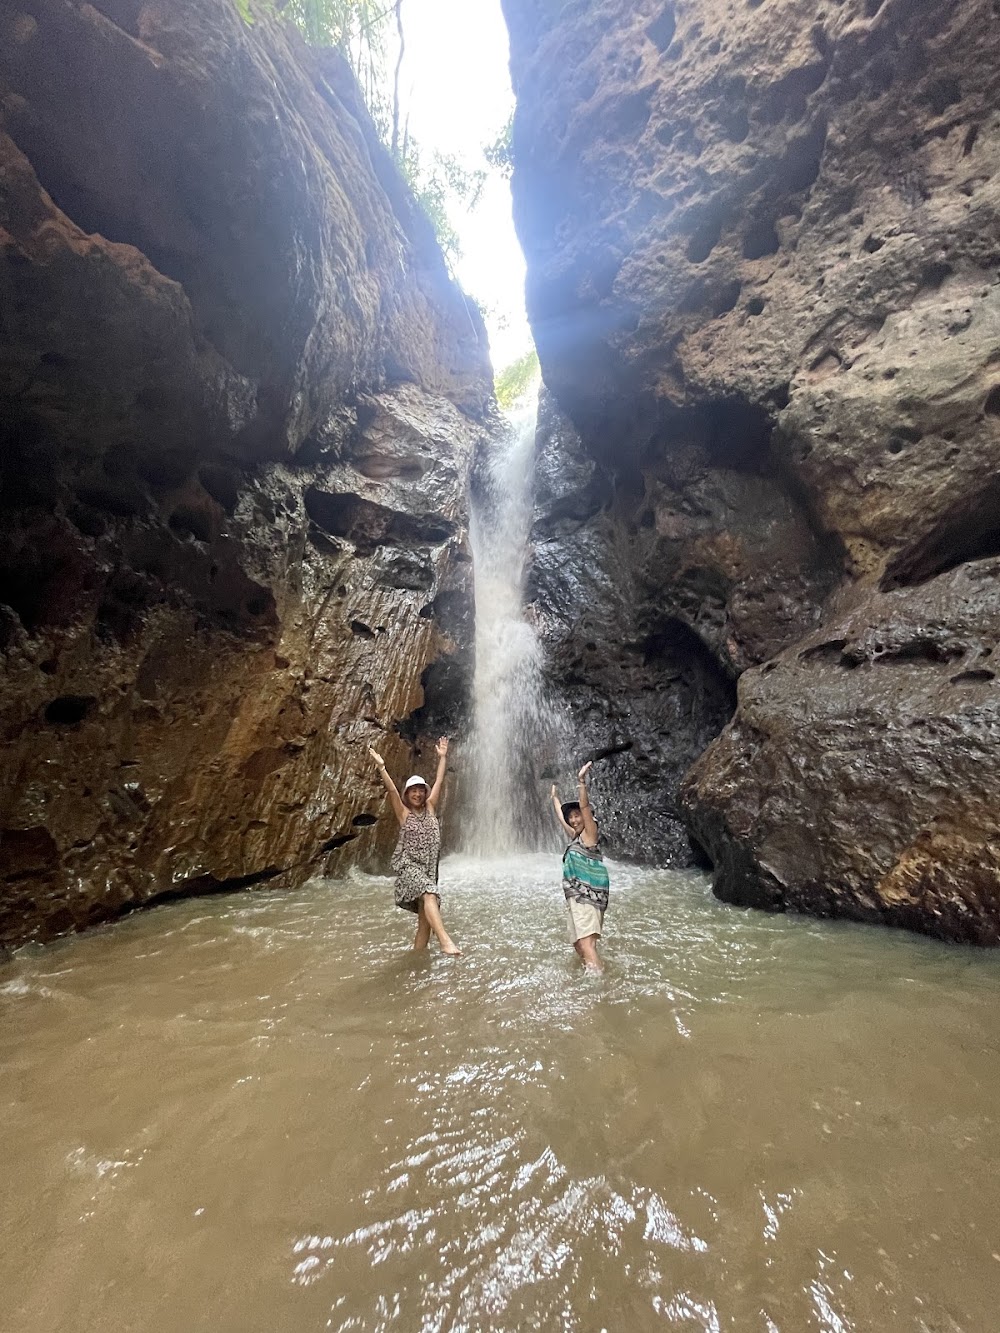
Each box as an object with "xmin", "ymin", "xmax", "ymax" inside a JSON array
[{"xmin": 682, "ymin": 560, "xmax": 1000, "ymax": 945}]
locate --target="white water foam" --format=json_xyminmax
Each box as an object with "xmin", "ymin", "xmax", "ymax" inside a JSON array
[{"xmin": 464, "ymin": 388, "xmax": 553, "ymax": 853}]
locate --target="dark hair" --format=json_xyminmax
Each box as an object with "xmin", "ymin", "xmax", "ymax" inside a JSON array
[{"xmin": 561, "ymin": 802, "xmax": 581, "ymax": 822}]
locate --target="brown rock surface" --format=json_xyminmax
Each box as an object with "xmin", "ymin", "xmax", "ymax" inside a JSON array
[
  {"xmin": 682, "ymin": 560, "xmax": 1000, "ymax": 944},
  {"xmin": 0, "ymin": 0, "xmax": 491, "ymax": 946},
  {"xmin": 506, "ymin": 0, "xmax": 1000, "ymax": 936}
]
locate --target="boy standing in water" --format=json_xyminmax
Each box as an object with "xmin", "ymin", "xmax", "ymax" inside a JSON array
[{"xmin": 550, "ymin": 761, "xmax": 610, "ymax": 973}]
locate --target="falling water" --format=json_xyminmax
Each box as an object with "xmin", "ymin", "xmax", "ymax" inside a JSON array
[{"xmin": 465, "ymin": 389, "xmax": 550, "ymax": 853}]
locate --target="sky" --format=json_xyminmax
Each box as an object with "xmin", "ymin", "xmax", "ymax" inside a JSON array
[{"xmin": 390, "ymin": 0, "xmax": 533, "ymax": 370}]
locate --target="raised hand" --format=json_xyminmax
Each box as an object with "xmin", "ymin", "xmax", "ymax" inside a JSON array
[
  {"xmin": 577, "ymin": 761, "xmax": 593, "ymax": 781},
  {"xmin": 368, "ymin": 746, "xmax": 385, "ymax": 768},
  {"xmin": 435, "ymin": 736, "xmax": 449, "ymax": 759},
  {"xmin": 551, "ymin": 783, "xmax": 559, "ymax": 799}
]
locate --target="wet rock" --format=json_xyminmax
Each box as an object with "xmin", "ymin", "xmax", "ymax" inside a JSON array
[
  {"xmin": 506, "ymin": 0, "xmax": 1000, "ymax": 937},
  {"xmin": 526, "ymin": 383, "xmax": 837, "ymax": 862},
  {"xmin": 682, "ymin": 561, "xmax": 1000, "ymax": 945},
  {"xmin": 529, "ymin": 391, "xmax": 737, "ymax": 862},
  {"xmin": 0, "ymin": 0, "xmax": 492, "ymax": 946}
]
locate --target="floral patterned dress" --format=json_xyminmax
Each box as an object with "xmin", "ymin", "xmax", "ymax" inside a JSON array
[{"xmin": 391, "ymin": 810, "xmax": 441, "ymax": 912}]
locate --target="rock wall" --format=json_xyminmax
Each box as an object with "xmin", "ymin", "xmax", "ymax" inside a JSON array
[
  {"xmin": 506, "ymin": 0, "xmax": 1000, "ymax": 938},
  {"xmin": 0, "ymin": 0, "xmax": 492, "ymax": 947},
  {"xmin": 530, "ymin": 388, "xmax": 738, "ymax": 862}
]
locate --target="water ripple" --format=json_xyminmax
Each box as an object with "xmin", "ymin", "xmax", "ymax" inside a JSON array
[{"xmin": 1, "ymin": 856, "xmax": 997, "ymax": 1332}]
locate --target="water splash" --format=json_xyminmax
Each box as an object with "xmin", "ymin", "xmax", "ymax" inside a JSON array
[{"xmin": 464, "ymin": 388, "xmax": 550, "ymax": 853}]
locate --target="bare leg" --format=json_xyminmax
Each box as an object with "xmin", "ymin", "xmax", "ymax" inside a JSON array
[
  {"xmin": 575, "ymin": 934, "xmax": 603, "ymax": 973},
  {"xmin": 413, "ymin": 901, "xmax": 431, "ymax": 951},
  {"xmin": 421, "ymin": 893, "xmax": 461, "ymax": 956}
]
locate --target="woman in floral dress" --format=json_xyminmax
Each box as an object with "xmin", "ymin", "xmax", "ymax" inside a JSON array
[{"xmin": 368, "ymin": 737, "xmax": 461, "ymax": 956}]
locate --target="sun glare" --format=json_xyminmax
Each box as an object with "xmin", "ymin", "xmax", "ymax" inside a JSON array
[{"xmin": 392, "ymin": 0, "xmax": 533, "ymax": 371}]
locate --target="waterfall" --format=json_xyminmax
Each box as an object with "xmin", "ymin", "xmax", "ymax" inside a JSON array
[{"xmin": 464, "ymin": 390, "xmax": 550, "ymax": 854}]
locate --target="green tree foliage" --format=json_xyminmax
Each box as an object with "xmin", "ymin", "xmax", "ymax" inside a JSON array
[
  {"xmin": 234, "ymin": 0, "xmax": 389, "ymax": 50},
  {"xmin": 283, "ymin": 0, "xmax": 385, "ymax": 47},
  {"xmin": 398, "ymin": 144, "xmax": 485, "ymax": 264},
  {"xmin": 484, "ymin": 111, "xmax": 514, "ymax": 178},
  {"xmin": 234, "ymin": 1, "xmax": 393, "ymax": 133},
  {"xmin": 232, "ymin": 0, "xmax": 483, "ymax": 263},
  {"xmin": 494, "ymin": 349, "xmax": 540, "ymax": 409}
]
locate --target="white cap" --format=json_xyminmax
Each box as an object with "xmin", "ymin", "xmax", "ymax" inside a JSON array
[{"xmin": 403, "ymin": 774, "xmax": 428, "ymax": 792}]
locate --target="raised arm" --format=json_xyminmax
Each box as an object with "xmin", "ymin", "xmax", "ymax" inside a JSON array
[
  {"xmin": 577, "ymin": 762, "xmax": 599, "ymax": 848},
  {"xmin": 550, "ymin": 784, "xmax": 576, "ymax": 838},
  {"xmin": 428, "ymin": 736, "xmax": 448, "ymax": 813},
  {"xmin": 368, "ymin": 746, "xmax": 408, "ymax": 827}
]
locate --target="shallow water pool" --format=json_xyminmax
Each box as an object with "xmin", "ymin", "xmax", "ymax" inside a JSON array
[{"xmin": 2, "ymin": 854, "xmax": 998, "ymax": 1331}]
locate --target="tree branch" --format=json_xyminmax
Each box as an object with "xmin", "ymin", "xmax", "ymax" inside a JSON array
[{"xmin": 390, "ymin": 0, "xmax": 405, "ymax": 159}]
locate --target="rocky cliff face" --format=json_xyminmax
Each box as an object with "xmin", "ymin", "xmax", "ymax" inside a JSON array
[
  {"xmin": 0, "ymin": 0, "xmax": 492, "ymax": 947},
  {"xmin": 506, "ymin": 0, "xmax": 1000, "ymax": 939},
  {"xmin": 530, "ymin": 389, "xmax": 739, "ymax": 862}
]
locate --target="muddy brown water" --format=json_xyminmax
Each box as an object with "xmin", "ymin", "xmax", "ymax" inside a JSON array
[{"xmin": 2, "ymin": 854, "xmax": 998, "ymax": 1332}]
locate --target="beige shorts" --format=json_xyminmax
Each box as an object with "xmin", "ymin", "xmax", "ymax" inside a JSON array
[{"xmin": 565, "ymin": 899, "xmax": 604, "ymax": 943}]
